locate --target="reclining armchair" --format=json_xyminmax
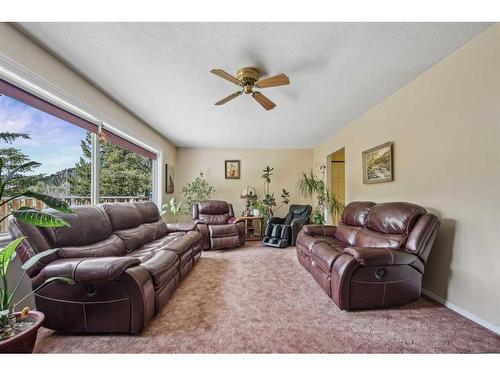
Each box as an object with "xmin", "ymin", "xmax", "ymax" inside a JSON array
[
  {"xmin": 192, "ymin": 200, "xmax": 245, "ymax": 250},
  {"xmin": 296, "ymin": 201, "xmax": 440, "ymax": 310},
  {"xmin": 262, "ymin": 205, "xmax": 312, "ymax": 248}
]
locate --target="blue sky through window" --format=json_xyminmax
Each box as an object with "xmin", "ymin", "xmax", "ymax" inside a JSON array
[{"xmin": 0, "ymin": 94, "xmax": 86, "ymax": 175}]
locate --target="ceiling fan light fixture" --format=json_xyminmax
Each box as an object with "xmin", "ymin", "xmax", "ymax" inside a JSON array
[{"xmin": 211, "ymin": 66, "xmax": 289, "ymax": 110}]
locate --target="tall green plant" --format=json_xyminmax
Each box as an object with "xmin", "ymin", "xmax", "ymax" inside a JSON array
[
  {"xmin": 0, "ymin": 157, "xmax": 75, "ymax": 341},
  {"xmin": 181, "ymin": 173, "xmax": 216, "ymax": 214},
  {"xmin": 160, "ymin": 197, "xmax": 183, "ymax": 223},
  {"xmin": 296, "ymin": 166, "xmax": 343, "ymax": 224},
  {"xmin": 249, "ymin": 166, "xmax": 290, "ymax": 222}
]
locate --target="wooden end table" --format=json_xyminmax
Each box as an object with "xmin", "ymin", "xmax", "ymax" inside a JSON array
[{"xmin": 240, "ymin": 216, "xmax": 264, "ymax": 241}]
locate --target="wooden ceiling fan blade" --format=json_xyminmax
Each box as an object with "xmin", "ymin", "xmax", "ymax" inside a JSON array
[
  {"xmin": 215, "ymin": 91, "xmax": 242, "ymax": 105},
  {"xmin": 254, "ymin": 73, "xmax": 290, "ymax": 88},
  {"xmin": 252, "ymin": 92, "xmax": 276, "ymax": 111},
  {"xmin": 211, "ymin": 69, "xmax": 243, "ymax": 86}
]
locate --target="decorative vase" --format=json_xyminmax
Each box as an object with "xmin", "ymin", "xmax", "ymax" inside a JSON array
[
  {"xmin": 0, "ymin": 310, "xmax": 45, "ymax": 353},
  {"xmin": 252, "ymin": 209, "xmax": 261, "ymax": 217}
]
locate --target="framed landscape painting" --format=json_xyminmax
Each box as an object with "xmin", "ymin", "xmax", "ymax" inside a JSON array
[
  {"xmin": 165, "ymin": 164, "xmax": 174, "ymax": 193},
  {"xmin": 362, "ymin": 142, "xmax": 393, "ymax": 184},
  {"xmin": 225, "ymin": 160, "xmax": 240, "ymax": 179}
]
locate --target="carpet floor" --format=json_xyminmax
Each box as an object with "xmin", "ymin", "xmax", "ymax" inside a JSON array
[{"xmin": 34, "ymin": 243, "xmax": 500, "ymax": 353}]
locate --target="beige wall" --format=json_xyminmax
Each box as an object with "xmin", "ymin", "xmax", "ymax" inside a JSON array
[
  {"xmin": 0, "ymin": 23, "xmax": 177, "ymax": 205},
  {"xmin": 314, "ymin": 25, "xmax": 500, "ymax": 328},
  {"xmin": 175, "ymin": 148, "xmax": 313, "ymax": 220}
]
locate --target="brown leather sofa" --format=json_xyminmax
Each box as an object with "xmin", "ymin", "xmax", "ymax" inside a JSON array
[
  {"xmin": 296, "ymin": 201, "xmax": 440, "ymax": 310},
  {"xmin": 192, "ymin": 200, "xmax": 245, "ymax": 250},
  {"xmin": 9, "ymin": 202, "xmax": 202, "ymax": 334}
]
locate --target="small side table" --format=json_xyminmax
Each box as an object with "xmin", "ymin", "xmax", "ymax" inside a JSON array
[{"xmin": 241, "ymin": 216, "xmax": 264, "ymax": 241}]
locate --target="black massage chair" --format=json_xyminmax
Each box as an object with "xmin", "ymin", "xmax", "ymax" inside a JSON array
[{"xmin": 262, "ymin": 204, "xmax": 312, "ymax": 248}]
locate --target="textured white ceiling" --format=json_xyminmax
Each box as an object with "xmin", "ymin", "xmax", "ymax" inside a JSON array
[{"xmin": 19, "ymin": 23, "xmax": 491, "ymax": 148}]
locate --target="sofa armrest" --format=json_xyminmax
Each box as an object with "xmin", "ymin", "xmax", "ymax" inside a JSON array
[
  {"xmin": 167, "ymin": 222, "xmax": 197, "ymax": 232},
  {"xmin": 302, "ymin": 225, "xmax": 337, "ymax": 237},
  {"xmin": 228, "ymin": 217, "xmax": 245, "ymax": 224},
  {"xmin": 36, "ymin": 256, "xmax": 140, "ymax": 285},
  {"xmin": 343, "ymin": 247, "xmax": 418, "ymax": 267}
]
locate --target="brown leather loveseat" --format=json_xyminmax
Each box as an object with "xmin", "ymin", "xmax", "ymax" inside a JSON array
[
  {"xmin": 296, "ymin": 201, "xmax": 440, "ymax": 310},
  {"xmin": 9, "ymin": 201, "xmax": 202, "ymax": 334},
  {"xmin": 192, "ymin": 200, "xmax": 245, "ymax": 250}
]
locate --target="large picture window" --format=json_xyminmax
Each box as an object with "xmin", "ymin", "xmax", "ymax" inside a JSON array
[{"xmin": 0, "ymin": 80, "xmax": 156, "ymax": 233}]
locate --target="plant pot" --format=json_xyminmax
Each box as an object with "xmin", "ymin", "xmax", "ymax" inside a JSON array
[
  {"xmin": 252, "ymin": 209, "xmax": 261, "ymax": 217},
  {"xmin": 0, "ymin": 310, "xmax": 45, "ymax": 353}
]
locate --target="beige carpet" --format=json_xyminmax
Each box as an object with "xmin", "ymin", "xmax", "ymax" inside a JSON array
[{"xmin": 34, "ymin": 243, "xmax": 500, "ymax": 353}]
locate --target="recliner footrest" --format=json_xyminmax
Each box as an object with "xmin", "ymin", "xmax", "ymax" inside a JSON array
[
  {"xmin": 209, "ymin": 223, "xmax": 239, "ymax": 238},
  {"xmin": 211, "ymin": 235, "xmax": 240, "ymax": 250}
]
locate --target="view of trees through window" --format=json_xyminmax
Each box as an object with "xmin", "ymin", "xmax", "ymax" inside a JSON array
[{"xmin": 0, "ymin": 93, "xmax": 153, "ymax": 232}]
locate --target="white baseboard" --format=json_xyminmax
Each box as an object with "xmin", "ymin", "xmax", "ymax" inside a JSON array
[{"xmin": 422, "ymin": 288, "xmax": 500, "ymax": 335}]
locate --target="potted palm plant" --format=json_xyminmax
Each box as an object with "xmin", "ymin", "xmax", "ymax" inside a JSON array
[
  {"xmin": 0, "ymin": 158, "xmax": 75, "ymax": 353},
  {"xmin": 296, "ymin": 166, "xmax": 344, "ymax": 224}
]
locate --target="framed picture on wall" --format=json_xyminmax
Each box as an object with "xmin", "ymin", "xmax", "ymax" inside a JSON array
[
  {"xmin": 165, "ymin": 164, "xmax": 174, "ymax": 193},
  {"xmin": 362, "ymin": 142, "xmax": 393, "ymax": 184},
  {"xmin": 225, "ymin": 160, "xmax": 240, "ymax": 179}
]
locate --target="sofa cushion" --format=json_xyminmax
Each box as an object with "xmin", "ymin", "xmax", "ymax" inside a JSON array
[
  {"xmin": 199, "ymin": 213, "xmax": 229, "ymax": 225},
  {"xmin": 137, "ymin": 232, "xmax": 200, "ymax": 257},
  {"xmin": 58, "ymin": 234, "xmax": 126, "ymax": 258},
  {"xmin": 144, "ymin": 219, "xmax": 169, "ymax": 239},
  {"xmin": 209, "ymin": 223, "xmax": 239, "ymax": 238},
  {"xmin": 366, "ymin": 202, "xmax": 425, "ymax": 235},
  {"xmin": 341, "ymin": 201, "xmax": 376, "ymax": 226},
  {"xmin": 114, "ymin": 224, "xmax": 156, "ymax": 252},
  {"xmin": 296, "ymin": 233, "xmax": 343, "ymax": 255},
  {"xmin": 133, "ymin": 201, "xmax": 160, "ymax": 223},
  {"xmin": 42, "ymin": 206, "xmax": 112, "ymax": 247},
  {"xmin": 354, "ymin": 227, "xmax": 405, "ymax": 248},
  {"xmin": 311, "ymin": 242, "xmax": 344, "ymax": 273},
  {"xmin": 139, "ymin": 250, "xmax": 179, "ymax": 288},
  {"xmin": 101, "ymin": 203, "xmax": 143, "ymax": 230},
  {"xmin": 335, "ymin": 223, "xmax": 360, "ymax": 246},
  {"xmin": 198, "ymin": 200, "xmax": 229, "ymax": 215}
]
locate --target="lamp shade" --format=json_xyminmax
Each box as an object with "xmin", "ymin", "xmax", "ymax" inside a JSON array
[{"xmin": 240, "ymin": 186, "xmax": 256, "ymax": 199}]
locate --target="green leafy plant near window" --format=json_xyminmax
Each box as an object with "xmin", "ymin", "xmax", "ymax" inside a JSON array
[
  {"xmin": 181, "ymin": 173, "xmax": 216, "ymax": 214},
  {"xmin": 249, "ymin": 166, "xmax": 290, "ymax": 222},
  {"xmin": 0, "ymin": 144, "xmax": 75, "ymax": 342},
  {"xmin": 296, "ymin": 166, "xmax": 343, "ymax": 224},
  {"xmin": 160, "ymin": 196, "xmax": 183, "ymax": 223}
]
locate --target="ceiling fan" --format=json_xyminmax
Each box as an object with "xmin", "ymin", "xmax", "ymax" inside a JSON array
[{"xmin": 210, "ymin": 67, "xmax": 290, "ymax": 111}]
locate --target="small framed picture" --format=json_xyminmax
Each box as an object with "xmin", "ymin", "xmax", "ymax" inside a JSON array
[
  {"xmin": 362, "ymin": 142, "xmax": 393, "ymax": 184},
  {"xmin": 165, "ymin": 164, "xmax": 174, "ymax": 193},
  {"xmin": 225, "ymin": 160, "xmax": 240, "ymax": 179}
]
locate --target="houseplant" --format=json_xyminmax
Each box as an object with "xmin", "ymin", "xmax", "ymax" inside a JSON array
[
  {"xmin": 0, "ymin": 157, "xmax": 75, "ymax": 353},
  {"xmin": 180, "ymin": 172, "xmax": 216, "ymax": 214},
  {"xmin": 249, "ymin": 166, "xmax": 290, "ymax": 222},
  {"xmin": 160, "ymin": 196, "xmax": 183, "ymax": 223},
  {"xmin": 296, "ymin": 166, "xmax": 344, "ymax": 224}
]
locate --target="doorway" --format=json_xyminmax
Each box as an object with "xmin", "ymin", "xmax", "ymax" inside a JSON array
[{"xmin": 330, "ymin": 148, "xmax": 345, "ymax": 224}]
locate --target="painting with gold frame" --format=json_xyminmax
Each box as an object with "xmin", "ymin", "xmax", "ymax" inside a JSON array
[
  {"xmin": 225, "ymin": 160, "xmax": 240, "ymax": 179},
  {"xmin": 362, "ymin": 142, "xmax": 393, "ymax": 184}
]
